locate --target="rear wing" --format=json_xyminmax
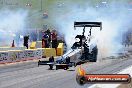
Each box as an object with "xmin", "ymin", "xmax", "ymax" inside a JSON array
[{"xmin": 74, "ymin": 22, "xmax": 102, "ymax": 30}]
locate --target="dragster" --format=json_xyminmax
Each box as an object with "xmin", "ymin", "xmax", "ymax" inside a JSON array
[{"xmin": 38, "ymin": 22, "xmax": 102, "ymax": 70}]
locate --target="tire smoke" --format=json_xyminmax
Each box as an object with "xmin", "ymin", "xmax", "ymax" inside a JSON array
[
  {"xmin": 54, "ymin": 1, "xmax": 132, "ymax": 59},
  {"xmin": 0, "ymin": 9, "xmax": 28, "ymax": 46}
]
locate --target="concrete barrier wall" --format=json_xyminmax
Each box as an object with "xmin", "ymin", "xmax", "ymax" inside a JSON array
[
  {"xmin": 37, "ymin": 48, "xmax": 44, "ymax": 57},
  {"xmin": 0, "ymin": 51, "xmax": 9, "ymax": 63},
  {"xmin": 57, "ymin": 43, "xmax": 64, "ymax": 56},
  {"xmin": 0, "ymin": 47, "xmax": 26, "ymax": 51},
  {"xmin": 43, "ymin": 48, "xmax": 56, "ymax": 57},
  {"xmin": 0, "ymin": 48, "xmax": 43, "ymax": 64},
  {"xmin": 25, "ymin": 49, "xmax": 36, "ymax": 58},
  {"xmin": 18, "ymin": 51, "xmax": 25, "ymax": 60},
  {"xmin": 0, "ymin": 41, "xmax": 64, "ymax": 63},
  {"xmin": 8, "ymin": 50, "xmax": 24, "ymax": 62},
  {"xmin": 36, "ymin": 49, "xmax": 42, "ymax": 59},
  {"xmin": 30, "ymin": 42, "xmax": 36, "ymax": 49},
  {"xmin": 0, "ymin": 46, "xmax": 61, "ymax": 64},
  {"xmin": 36, "ymin": 41, "xmax": 42, "ymax": 48},
  {"xmin": 37, "ymin": 48, "xmax": 56, "ymax": 57}
]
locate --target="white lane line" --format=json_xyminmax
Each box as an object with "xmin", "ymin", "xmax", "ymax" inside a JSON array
[{"xmin": 89, "ymin": 65, "xmax": 132, "ymax": 88}]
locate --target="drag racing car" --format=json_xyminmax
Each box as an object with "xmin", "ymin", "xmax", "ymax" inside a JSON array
[{"xmin": 38, "ymin": 22, "xmax": 102, "ymax": 70}]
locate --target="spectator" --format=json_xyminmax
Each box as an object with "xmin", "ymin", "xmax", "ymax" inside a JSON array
[
  {"xmin": 42, "ymin": 38, "xmax": 45, "ymax": 48},
  {"xmin": 23, "ymin": 35, "xmax": 29, "ymax": 49},
  {"xmin": 42, "ymin": 31, "xmax": 49, "ymax": 48},
  {"xmin": 51, "ymin": 30, "xmax": 58, "ymax": 48},
  {"xmin": 11, "ymin": 40, "xmax": 15, "ymax": 47},
  {"xmin": 46, "ymin": 29, "xmax": 51, "ymax": 47}
]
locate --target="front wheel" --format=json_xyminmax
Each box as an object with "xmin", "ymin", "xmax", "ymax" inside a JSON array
[
  {"xmin": 64, "ymin": 66, "xmax": 69, "ymax": 70},
  {"xmin": 90, "ymin": 46, "xmax": 98, "ymax": 62},
  {"xmin": 89, "ymin": 58, "xmax": 97, "ymax": 62},
  {"xmin": 38, "ymin": 60, "xmax": 40, "ymax": 67},
  {"xmin": 49, "ymin": 65, "xmax": 53, "ymax": 70},
  {"xmin": 56, "ymin": 66, "xmax": 58, "ymax": 70}
]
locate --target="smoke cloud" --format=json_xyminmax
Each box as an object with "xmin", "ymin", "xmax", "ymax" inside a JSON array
[
  {"xmin": 54, "ymin": 1, "xmax": 132, "ymax": 59},
  {"xmin": 0, "ymin": 9, "xmax": 28, "ymax": 46}
]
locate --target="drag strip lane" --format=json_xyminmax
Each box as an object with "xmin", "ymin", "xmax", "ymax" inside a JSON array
[
  {"xmin": 0, "ymin": 58, "xmax": 132, "ymax": 88},
  {"xmin": 0, "ymin": 68, "xmax": 65, "ymax": 88}
]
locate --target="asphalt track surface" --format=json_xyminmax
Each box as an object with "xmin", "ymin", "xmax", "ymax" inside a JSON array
[
  {"xmin": 0, "ymin": 57, "xmax": 132, "ymax": 88},
  {"xmin": 0, "ymin": 46, "xmax": 132, "ymax": 88}
]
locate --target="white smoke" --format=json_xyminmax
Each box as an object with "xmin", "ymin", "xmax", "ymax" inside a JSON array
[
  {"xmin": 54, "ymin": 1, "xmax": 132, "ymax": 59},
  {"xmin": 0, "ymin": 9, "xmax": 28, "ymax": 46}
]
